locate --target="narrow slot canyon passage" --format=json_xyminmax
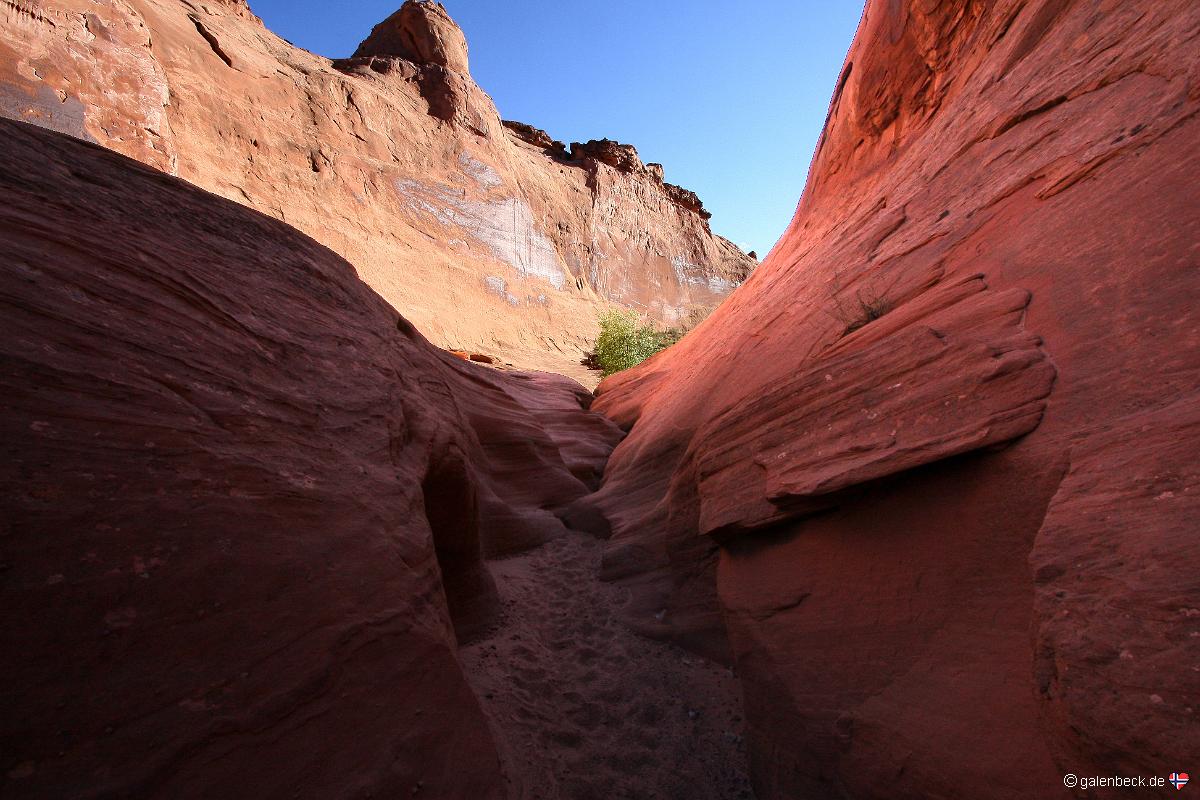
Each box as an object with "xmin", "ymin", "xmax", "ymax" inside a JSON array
[
  {"xmin": 2, "ymin": 0, "xmax": 1195, "ymax": 795},
  {"xmin": 459, "ymin": 531, "xmax": 754, "ymax": 800}
]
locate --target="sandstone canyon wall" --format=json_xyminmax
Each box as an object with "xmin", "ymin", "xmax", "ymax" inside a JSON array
[
  {"xmin": 3, "ymin": 0, "xmax": 1199, "ymax": 798},
  {"xmin": 0, "ymin": 0, "xmax": 754, "ymax": 380},
  {"xmin": 587, "ymin": 0, "xmax": 1200, "ymax": 797},
  {"xmin": 0, "ymin": 117, "xmax": 624, "ymax": 797}
]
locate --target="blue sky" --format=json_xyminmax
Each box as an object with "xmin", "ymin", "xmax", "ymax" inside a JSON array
[{"xmin": 251, "ymin": 0, "xmax": 864, "ymax": 257}]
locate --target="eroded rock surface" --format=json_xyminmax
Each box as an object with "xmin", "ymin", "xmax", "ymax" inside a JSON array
[
  {"xmin": 0, "ymin": 118, "xmax": 623, "ymax": 798},
  {"xmin": 353, "ymin": 0, "xmax": 469, "ymax": 73},
  {"xmin": 0, "ymin": 0, "xmax": 755, "ymax": 383},
  {"xmin": 696, "ymin": 274, "xmax": 1056, "ymax": 539},
  {"xmin": 4, "ymin": 0, "xmax": 1198, "ymax": 797},
  {"xmin": 587, "ymin": 0, "xmax": 1200, "ymax": 796}
]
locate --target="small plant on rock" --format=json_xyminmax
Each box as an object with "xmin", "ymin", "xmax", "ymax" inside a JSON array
[
  {"xmin": 841, "ymin": 290, "xmax": 892, "ymax": 335},
  {"xmin": 826, "ymin": 263, "xmax": 895, "ymax": 337}
]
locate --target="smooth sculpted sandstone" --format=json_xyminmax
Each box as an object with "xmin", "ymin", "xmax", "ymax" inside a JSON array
[
  {"xmin": 587, "ymin": 0, "xmax": 1200, "ymax": 797},
  {"xmin": 1029, "ymin": 398, "xmax": 1200, "ymax": 783},
  {"xmin": 0, "ymin": 0, "xmax": 755, "ymax": 383},
  {"xmin": 0, "ymin": 118, "xmax": 623, "ymax": 798},
  {"xmin": 696, "ymin": 275, "xmax": 1056, "ymax": 539}
]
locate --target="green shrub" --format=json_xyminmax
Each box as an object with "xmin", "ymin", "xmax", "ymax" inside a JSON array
[{"xmin": 591, "ymin": 309, "xmax": 672, "ymax": 376}]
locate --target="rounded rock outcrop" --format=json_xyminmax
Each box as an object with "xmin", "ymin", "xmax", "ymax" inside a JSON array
[{"xmin": 353, "ymin": 0, "xmax": 470, "ymax": 74}]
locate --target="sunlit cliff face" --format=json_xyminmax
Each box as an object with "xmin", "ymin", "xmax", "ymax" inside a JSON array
[{"xmin": 0, "ymin": 0, "xmax": 753, "ymax": 387}]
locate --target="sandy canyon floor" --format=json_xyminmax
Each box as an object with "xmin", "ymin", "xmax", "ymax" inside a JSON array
[{"xmin": 460, "ymin": 533, "xmax": 754, "ymax": 799}]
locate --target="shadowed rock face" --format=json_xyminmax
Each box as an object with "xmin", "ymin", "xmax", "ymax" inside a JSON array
[
  {"xmin": 0, "ymin": 0, "xmax": 755, "ymax": 384},
  {"xmin": 0, "ymin": 118, "xmax": 623, "ymax": 798},
  {"xmin": 586, "ymin": 0, "xmax": 1200, "ymax": 796}
]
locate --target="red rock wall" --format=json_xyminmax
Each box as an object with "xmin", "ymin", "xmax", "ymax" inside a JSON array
[
  {"xmin": 588, "ymin": 0, "xmax": 1200, "ymax": 796},
  {"xmin": 0, "ymin": 0, "xmax": 755, "ymax": 382},
  {"xmin": 0, "ymin": 118, "xmax": 622, "ymax": 797}
]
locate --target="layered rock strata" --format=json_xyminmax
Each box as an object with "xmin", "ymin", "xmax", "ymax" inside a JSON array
[{"xmin": 586, "ymin": 0, "xmax": 1200, "ymax": 796}]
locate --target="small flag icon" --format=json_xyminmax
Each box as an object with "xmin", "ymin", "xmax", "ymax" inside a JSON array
[{"xmin": 1170, "ymin": 772, "xmax": 1189, "ymax": 790}]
